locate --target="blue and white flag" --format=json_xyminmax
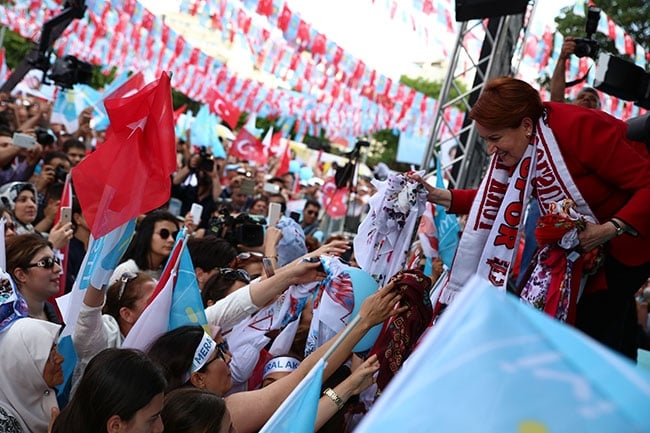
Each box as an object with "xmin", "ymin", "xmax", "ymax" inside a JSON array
[
  {"xmin": 259, "ymin": 358, "xmax": 325, "ymax": 433},
  {"xmin": 355, "ymin": 275, "xmax": 650, "ymax": 433},
  {"xmin": 56, "ymin": 219, "xmax": 136, "ymax": 402},
  {"xmin": 433, "ymin": 157, "xmax": 460, "ymax": 268},
  {"xmin": 169, "ymin": 239, "xmax": 208, "ymax": 330}
]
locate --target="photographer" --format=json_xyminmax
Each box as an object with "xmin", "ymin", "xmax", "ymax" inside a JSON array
[
  {"xmin": 0, "ymin": 127, "xmax": 43, "ymax": 184},
  {"xmin": 550, "ymin": 36, "xmax": 602, "ymax": 108},
  {"xmin": 172, "ymin": 145, "xmax": 223, "ymax": 217},
  {"xmin": 30, "ymin": 151, "xmax": 70, "ymax": 232}
]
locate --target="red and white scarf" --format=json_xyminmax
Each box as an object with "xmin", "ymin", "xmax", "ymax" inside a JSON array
[{"xmin": 439, "ymin": 111, "xmax": 596, "ymax": 304}]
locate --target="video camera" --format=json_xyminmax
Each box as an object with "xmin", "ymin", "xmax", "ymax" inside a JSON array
[
  {"xmin": 198, "ymin": 146, "xmax": 215, "ymax": 172},
  {"xmin": 573, "ymin": 7, "xmax": 601, "ymax": 59},
  {"xmin": 207, "ymin": 209, "xmax": 266, "ymax": 247},
  {"xmin": 47, "ymin": 55, "xmax": 93, "ymax": 89}
]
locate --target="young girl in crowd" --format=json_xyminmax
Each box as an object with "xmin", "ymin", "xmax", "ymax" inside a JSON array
[{"xmin": 52, "ymin": 348, "xmax": 167, "ymax": 433}]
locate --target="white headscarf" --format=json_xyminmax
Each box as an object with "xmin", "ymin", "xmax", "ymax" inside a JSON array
[{"xmin": 0, "ymin": 318, "xmax": 61, "ymax": 433}]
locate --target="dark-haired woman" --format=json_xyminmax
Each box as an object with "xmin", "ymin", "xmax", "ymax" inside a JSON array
[
  {"xmin": 52, "ymin": 348, "xmax": 167, "ymax": 433},
  {"xmin": 147, "ymin": 282, "xmax": 405, "ymax": 433},
  {"xmin": 111, "ymin": 210, "xmax": 180, "ymax": 283},
  {"xmin": 6, "ymin": 234, "xmax": 62, "ymax": 323},
  {"xmin": 70, "ymin": 272, "xmax": 156, "ymax": 392}
]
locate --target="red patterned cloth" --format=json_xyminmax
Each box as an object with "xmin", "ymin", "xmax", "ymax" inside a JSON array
[
  {"xmin": 520, "ymin": 200, "xmax": 603, "ymax": 323},
  {"xmin": 369, "ymin": 269, "xmax": 433, "ymax": 392}
]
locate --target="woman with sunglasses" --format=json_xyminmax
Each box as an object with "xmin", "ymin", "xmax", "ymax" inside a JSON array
[
  {"xmin": 202, "ymin": 267, "xmax": 251, "ymax": 307},
  {"xmin": 147, "ymin": 283, "xmax": 406, "ymax": 433},
  {"xmin": 6, "ymin": 233, "xmax": 63, "ymax": 323},
  {"xmin": 114, "ymin": 210, "xmax": 180, "ymax": 282}
]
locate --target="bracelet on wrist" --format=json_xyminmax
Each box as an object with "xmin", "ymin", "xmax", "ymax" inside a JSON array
[
  {"xmin": 609, "ymin": 219, "xmax": 625, "ymax": 236},
  {"xmin": 323, "ymin": 387, "xmax": 345, "ymax": 410}
]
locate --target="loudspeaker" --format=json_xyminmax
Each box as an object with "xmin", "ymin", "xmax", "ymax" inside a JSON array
[{"xmin": 455, "ymin": 0, "xmax": 528, "ymax": 22}]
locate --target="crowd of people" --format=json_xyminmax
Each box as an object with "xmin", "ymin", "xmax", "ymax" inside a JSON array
[{"xmin": 0, "ymin": 33, "xmax": 649, "ymax": 433}]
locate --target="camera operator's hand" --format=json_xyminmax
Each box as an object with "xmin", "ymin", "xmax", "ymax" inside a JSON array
[
  {"xmin": 560, "ymin": 36, "xmax": 576, "ymax": 60},
  {"xmin": 35, "ymin": 164, "xmax": 56, "ymax": 193},
  {"xmin": 24, "ymin": 143, "xmax": 43, "ymax": 168}
]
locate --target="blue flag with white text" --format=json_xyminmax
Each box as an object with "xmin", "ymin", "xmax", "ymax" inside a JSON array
[{"xmin": 259, "ymin": 358, "xmax": 325, "ymax": 433}]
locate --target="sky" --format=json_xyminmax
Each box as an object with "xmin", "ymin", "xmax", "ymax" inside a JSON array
[{"xmin": 138, "ymin": 0, "xmax": 577, "ymax": 80}]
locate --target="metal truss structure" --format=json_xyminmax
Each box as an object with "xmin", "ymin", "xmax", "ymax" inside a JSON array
[{"xmin": 420, "ymin": 2, "xmax": 538, "ymax": 189}]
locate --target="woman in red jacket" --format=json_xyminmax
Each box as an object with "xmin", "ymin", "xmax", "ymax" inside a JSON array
[{"xmin": 414, "ymin": 76, "xmax": 650, "ymax": 360}]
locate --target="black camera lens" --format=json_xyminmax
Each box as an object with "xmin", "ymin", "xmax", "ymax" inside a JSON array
[
  {"xmin": 54, "ymin": 165, "xmax": 68, "ymax": 183},
  {"xmin": 35, "ymin": 128, "xmax": 55, "ymax": 146},
  {"xmin": 573, "ymin": 38, "xmax": 599, "ymax": 59}
]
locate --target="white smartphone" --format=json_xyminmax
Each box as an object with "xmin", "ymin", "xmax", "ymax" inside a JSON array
[
  {"xmin": 190, "ymin": 203, "xmax": 203, "ymax": 225},
  {"xmin": 59, "ymin": 207, "xmax": 72, "ymax": 224},
  {"xmin": 12, "ymin": 132, "xmax": 36, "ymax": 149},
  {"xmin": 263, "ymin": 182, "xmax": 280, "ymax": 194},
  {"xmin": 267, "ymin": 202, "xmax": 282, "ymax": 227}
]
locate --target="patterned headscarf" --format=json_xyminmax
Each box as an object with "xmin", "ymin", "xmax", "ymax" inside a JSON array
[
  {"xmin": 370, "ymin": 269, "xmax": 433, "ymax": 392},
  {"xmin": 0, "ymin": 182, "xmax": 37, "ymax": 211}
]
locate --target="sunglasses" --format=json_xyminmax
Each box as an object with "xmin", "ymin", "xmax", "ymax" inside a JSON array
[
  {"xmin": 157, "ymin": 228, "xmax": 179, "ymax": 240},
  {"xmin": 205, "ymin": 340, "xmax": 230, "ymax": 366},
  {"xmin": 118, "ymin": 272, "xmax": 138, "ymax": 301},
  {"xmin": 236, "ymin": 251, "xmax": 263, "ymax": 261},
  {"xmin": 25, "ymin": 256, "xmax": 61, "ymax": 269},
  {"xmin": 217, "ymin": 268, "xmax": 251, "ymax": 284}
]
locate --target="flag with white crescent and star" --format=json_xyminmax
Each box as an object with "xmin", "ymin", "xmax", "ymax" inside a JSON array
[
  {"xmin": 72, "ymin": 72, "xmax": 176, "ymax": 238},
  {"xmin": 229, "ymin": 128, "xmax": 268, "ymax": 165}
]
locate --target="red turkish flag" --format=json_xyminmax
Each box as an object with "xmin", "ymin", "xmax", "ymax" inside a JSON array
[
  {"xmin": 206, "ymin": 88, "xmax": 241, "ymax": 129},
  {"xmin": 275, "ymin": 137, "xmax": 291, "ymax": 176},
  {"xmin": 278, "ymin": 4, "xmax": 292, "ymax": 31},
  {"xmin": 72, "ymin": 73, "xmax": 176, "ymax": 238},
  {"xmin": 321, "ymin": 178, "xmax": 347, "ymax": 218},
  {"xmin": 256, "ymin": 0, "xmax": 273, "ymax": 16},
  {"xmin": 104, "ymin": 71, "xmax": 145, "ymax": 100},
  {"xmin": 312, "ymin": 33, "xmax": 326, "ymax": 57},
  {"xmin": 230, "ymin": 128, "xmax": 267, "ymax": 165}
]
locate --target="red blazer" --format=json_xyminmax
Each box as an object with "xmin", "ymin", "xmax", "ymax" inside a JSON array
[{"xmin": 449, "ymin": 102, "xmax": 650, "ymax": 269}]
